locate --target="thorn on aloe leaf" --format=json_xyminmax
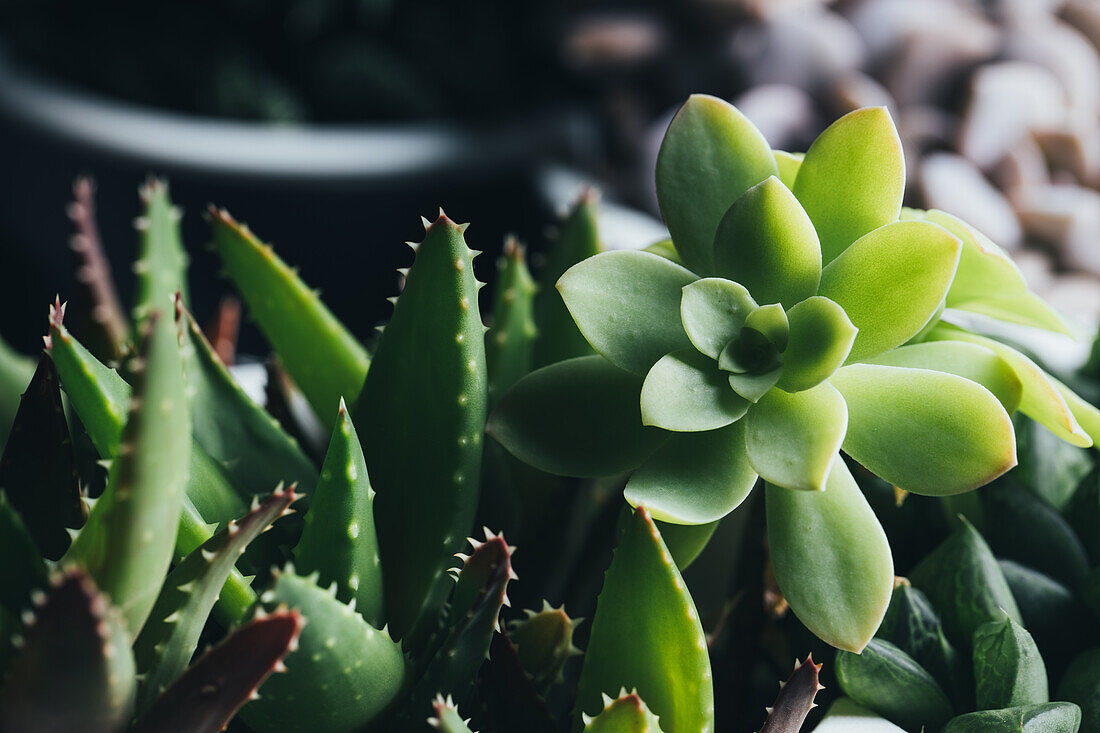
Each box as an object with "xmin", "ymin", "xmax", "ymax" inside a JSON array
[
  {"xmin": 759, "ymin": 654, "xmax": 824, "ymax": 733},
  {"xmin": 510, "ymin": 600, "xmax": 583, "ymax": 696}
]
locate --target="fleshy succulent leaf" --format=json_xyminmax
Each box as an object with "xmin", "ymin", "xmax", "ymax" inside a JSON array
[
  {"xmin": 0, "ymin": 354, "xmax": 85, "ymax": 559},
  {"xmin": 909, "ymin": 518, "xmax": 1022, "ymax": 649},
  {"xmin": 134, "ymin": 485, "xmax": 299, "ymax": 713},
  {"xmin": 835, "ymin": 639, "xmax": 954, "ymax": 732},
  {"xmin": 1058, "ymin": 650, "xmax": 1100, "ymax": 733},
  {"xmin": 680, "ymin": 278, "xmax": 758, "ymax": 360},
  {"xmin": 655, "ymin": 520, "xmax": 719, "ymax": 570},
  {"xmin": 982, "ymin": 483, "xmax": 1089, "ymax": 587},
  {"xmin": 510, "ymin": 600, "xmax": 583, "ymax": 696},
  {"xmin": 240, "ymin": 568, "xmax": 407, "ymax": 733},
  {"xmin": 656, "ymin": 93, "xmax": 778, "ymax": 275},
  {"xmin": 973, "ymin": 615, "xmax": 1048, "ymax": 711},
  {"xmin": 793, "ymin": 107, "xmax": 905, "ymax": 265},
  {"xmin": 641, "ymin": 349, "xmax": 750, "ymax": 432},
  {"xmin": 294, "ymin": 400, "xmax": 384, "ymax": 627},
  {"xmin": 558, "ymin": 250, "xmax": 696, "ymax": 376},
  {"xmin": 712, "ymin": 176, "xmax": 820, "ymax": 309},
  {"xmin": 728, "ymin": 366, "xmax": 783, "ymax": 403},
  {"xmin": 209, "ymin": 207, "xmax": 370, "ymax": 429},
  {"xmin": 132, "ymin": 609, "xmax": 302, "ymax": 733},
  {"xmin": 487, "ymin": 356, "xmax": 666, "ymax": 478},
  {"xmin": 583, "ymin": 691, "xmax": 664, "ymax": 732},
  {"xmin": 353, "ymin": 212, "xmax": 487, "ymax": 644},
  {"xmin": 625, "ymin": 421, "xmax": 757, "ymax": 524},
  {"xmin": 813, "ymin": 699, "xmax": 906, "ymax": 731},
  {"xmin": 178, "ymin": 301, "xmax": 317, "ymax": 497},
  {"xmin": 831, "ymin": 364, "xmax": 1016, "ymax": 495},
  {"xmin": 773, "ymin": 151, "xmax": 803, "ymax": 189},
  {"xmin": 942, "ymin": 703, "xmax": 1082, "ymax": 732},
  {"xmin": 132, "ymin": 179, "xmax": 189, "ymax": 328},
  {"xmin": 1053, "ymin": 378, "xmax": 1100, "ymax": 447},
  {"xmin": 488, "ymin": 237, "xmax": 538, "ymax": 408},
  {"xmin": 745, "ymin": 382, "xmax": 847, "ymax": 492},
  {"xmin": 759, "ymin": 655, "xmax": 824, "ymax": 733},
  {"xmin": 766, "ymin": 459, "xmax": 893, "ymax": 652},
  {"xmin": 817, "ymin": 221, "xmax": 961, "ymax": 363},
  {"xmin": 776, "ymin": 296, "xmax": 857, "ymax": 392},
  {"xmin": 534, "ymin": 190, "xmax": 601, "ymax": 368},
  {"xmin": 0, "ymin": 569, "xmax": 135, "ymax": 733},
  {"xmin": 744, "ymin": 304, "xmax": 789, "ymax": 352},
  {"xmin": 66, "ymin": 312, "xmax": 191, "ymax": 639},
  {"xmin": 575, "ymin": 507, "xmax": 713, "ymax": 732}
]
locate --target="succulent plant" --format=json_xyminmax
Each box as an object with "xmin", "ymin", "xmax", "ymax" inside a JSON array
[{"xmin": 489, "ymin": 94, "xmax": 1100, "ymax": 653}]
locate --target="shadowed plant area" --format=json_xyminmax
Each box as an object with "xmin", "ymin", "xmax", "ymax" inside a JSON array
[{"xmin": 0, "ymin": 94, "xmax": 1099, "ymax": 733}]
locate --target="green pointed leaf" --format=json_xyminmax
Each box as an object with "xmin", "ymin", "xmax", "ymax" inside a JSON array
[
  {"xmin": 354, "ymin": 213, "xmax": 487, "ymax": 644},
  {"xmin": 818, "ymin": 221, "xmax": 961, "ymax": 362},
  {"xmin": 0, "ymin": 355, "xmax": 85, "ymax": 560},
  {"xmin": 575, "ymin": 508, "xmax": 713, "ymax": 732},
  {"xmin": 294, "ymin": 401, "xmax": 384, "ymax": 627},
  {"xmin": 1054, "ymin": 378, "xmax": 1100, "ymax": 447},
  {"xmin": 745, "ymin": 303, "xmax": 789, "ymax": 351},
  {"xmin": 559, "ymin": 250, "xmax": 696, "ymax": 375},
  {"xmin": 865, "ymin": 341, "xmax": 1023, "ymax": 413},
  {"xmin": 1002, "ymin": 561, "xmax": 1092, "ymax": 683},
  {"xmin": 680, "ymin": 278, "xmax": 757, "ymax": 360},
  {"xmin": 654, "ymin": 519, "xmax": 719, "ymax": 570},
  {"xmin": 67, "ymin": 314, "xmax": 191, "ymax": 638},
  {"xmin": 982, "ymin": 483, "xmax": 1089, "ymax": 587},
  {"xmin": 642, "ymin": 238, "xmax": 682, "ymax": 265},
  {"xmin": 0, "ymin": 570, "xmax": 135, "ymax": 733},
  {"xmin": 583, "ymin": 692, "xmax": 665, "ymax": 732},
  {"xmin": 1058, "ymin": 649, "xmax": 1100, "ymax": 733},
  {"xmin": 0, "ymin": 332, "xmax": 35, "ymax": 452},
  {"xmin": 777, "ymin": 296, "xmax": 857, "ymax": 392},
  {"xmin": 728, "ymin": 366, "xmax": 783, "ymax": 403},
  {"xmin": 488, "ymin": 238, "xmax": 538, "ymax": 408},
  {"xmin": 134, "ymin": 485, "xmax": 299, "ymax": 714},
  {"xmin": 656, "ymin": 94, "xmax": 778, "ymax": 275},
  {"xmin": 836, "ymin": 639, "xmax": 954, "ymax": 732},
  {"xmin": 830, "ymin": 364, "xmax": 1016, "ymax": 495},
  {"xmin": 488, "ymin": 356, "xmax": 666, "ymax": 478},
  {"xmin": 240, "ymin": 569, "xmax": 407, "ymax": 733},
  {"xmin": 943, "ymin": 703, "xmax": 1081, "ymax": 732},
  {"xmin": 534, "ymin": 192, "xmax": 601, "ymax": 368},
  {"xmin": 746, "ymin": 382, "xmax": 847, "ymax": 492},
  {"xmin": 641, "ymin": 349, "xmax": 750, "ymax": 432},
  {"xmin": 973, "ymin": 615, "xmax": 1048, "ymax": 711},
  {"xmin": 132, "ymin": 179, "xmax": 189, "ymax": 328},
  {"xmin": 927, "ymin": 325, "xmax": 1091, "ymax": 447},
  {"xmin": 713, "ymin": 176, "xmax": 820, "ymax": 309},
  {"xmin": 766, "ymin": 459, "xmax": 893, "ymax": 652},
  {"xmin": 773, "ymin": 151, "xmax": 803, "ymax": 189},
  {"xmin": 0, "ymin": 492, "xmax": 47, "ymax": 617},
  {"xmin": 209, "ymin": 207, "xmax": 370, "ymax": 430},
  {"xmin": 793, "ymin": 107, "xmax": 905, "ymax": 264},
  {"xmin": 625, "ymin": 421, "xmax": 757, "ymax": 524},
  {"xmin": 429, "ymin": 695, "xmax": 477, "ymax": 733},
  {"xmin": 179, "ymin": 303, "xmax": 317, "ymax": 497},
  {"xmin": 909, "ymin": 518, "xmax": 1022, "ymax": 649}
]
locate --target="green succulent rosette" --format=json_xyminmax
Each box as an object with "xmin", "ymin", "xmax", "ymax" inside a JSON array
[{"xmin": 489, "ymin": 95, "xmax": 1100, "ymax": 653}]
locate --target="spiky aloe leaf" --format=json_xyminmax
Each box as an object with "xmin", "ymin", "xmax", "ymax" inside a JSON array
[
  {"xmin": 411, "ymin": 529, "xmax": 516, "ymax": 712},
  {"xmin": 534, "ymin": 190, "xmax": 600, "ymax": 368},
  {"xmin": 909, "ymin": 517, "xmax": 1021, "ymax": 650},
  {"xmin": 294, "ymin": 400, "xmax": 384, "ymax": 627},
  {"xmin": 134, "ymin": 485, "xmax": 299, "ymax": 713},
  {"xmin": 240, "ymin": 568, "xmax": 407, "ymax": 733},
  {"xmin": 510, "ymin": 600, "xmax": 582, "ymax": 696},
  {"xmin": 575, "ymin": 507, "xmax": 714, "ymax": 732},
  {"xmin": 132, "ymin": 179, "xmax": 189, "ymax": 328},
  {"xmin": 0, "ymin": 354, "xmax": 85, "ymax": 559},
  {"xmin": 973, "ymin": 615, "xmax": 1048, "ymax": 711},
  {"xmin": 354, "ymin": 211, "xmax": 487, "ymax": 644},
  {"xmin": 132, "ymin": 608, "xmax": 302, "ymax": 733},
  {"xmin": 0, "ymin": 491, "xmax": 47, "ymax": 615},
  {"xmin": 835, "ymin": 639, "xmax": 954, "ymax": 732},
  {"xmin": 1057, "ymin": 649, "xmax": 1100, "ymax": 733},
  {"xmin": 0, "ymin": 569, "xmax": 135, "ymax": 733},
  {"xmin": 487, "ymin": 237, "xmax": 537, "ymax": 408},
  {"xmin": 208, "ymin": 207, "xmax": 370, "ymax": 429},
  {"xmin": 178, "ymin": 301, "xmax": 317, "ymax": 496},
  {"xmin": 66, "ymin": 312, "xmax": 191, "ymax": 638},
  {"xmin": 942, "ymin": 703, "xmax": 1081, "ymax": 732},
  {"xmin": 478, "ymin": 632, "xmax": 556, "ymax": 733},
  {"xmin": 0, "ymin": 332, "xmax": 35, "ymax": 452},
  {"xmin": 46, "ymin": 307, "xmax": 254, "ymax": 621},
  {"xmin": 583, "ymin": 690, "xmax": 664, "ymax": 732},
  {"xmin": 759, "ymin": 656, "xmax": 824, "ymax": 733},
  {"xmin": 67, "ymin": 176, "xmax": 129, "ymax": 361},
  {"xmin": 428, "ymin": 694, "xmax": 477, "ymax": 733}
]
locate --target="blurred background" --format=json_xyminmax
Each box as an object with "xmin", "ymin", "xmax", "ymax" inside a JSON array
[{"xmin": 1, "ymin": 0, "xmax": 1099, "ymax": 364}]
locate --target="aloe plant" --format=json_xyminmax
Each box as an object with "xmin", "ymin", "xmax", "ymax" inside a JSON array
[{"xmin": 488, "ymin": 95, "xmax": 1100, "ymax": 653}]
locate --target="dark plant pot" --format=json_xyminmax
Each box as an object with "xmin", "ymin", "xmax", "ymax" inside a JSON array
[{"xmin": 0, "ymin": 48, "xmax": 597, "ymax": 354}]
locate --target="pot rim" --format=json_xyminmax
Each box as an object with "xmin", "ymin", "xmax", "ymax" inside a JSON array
[{"xmin": 0, "ymin": 46, "xmax": 590, "ymax": 183}]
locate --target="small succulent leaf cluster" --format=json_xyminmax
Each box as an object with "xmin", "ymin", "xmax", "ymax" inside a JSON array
[{"xmin": 489, "ymin": 94, "xmax": 1100, "ymax": 653}]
